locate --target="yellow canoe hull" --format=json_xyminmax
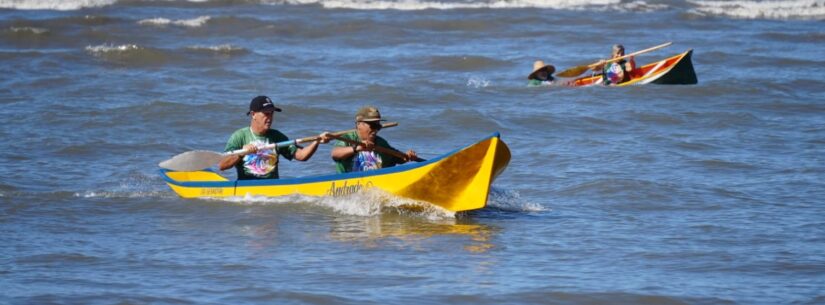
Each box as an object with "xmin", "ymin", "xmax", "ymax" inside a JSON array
[{"xmin": 160, "ymin": 133, "xmax": 511, "ymax": 212}]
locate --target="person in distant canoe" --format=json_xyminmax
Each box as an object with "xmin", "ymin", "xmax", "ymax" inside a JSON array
[
  {"xmin": 592, "ymin": 44, "xmax": 636, "ymax": 85},
  {"xmin": 527, "ymin": 60, "xmax": 556, "ymax": 86},
  {"xmin": 218, "ymin": 95, "xmax": 329, "ymax": 180},
  {"xmin": 330, "ymin": 106, "xmax": 417, "ymax": 173}
]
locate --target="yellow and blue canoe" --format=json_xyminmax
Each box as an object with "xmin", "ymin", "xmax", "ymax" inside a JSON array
[{"xmin": 160, "ymin": 133, "xmax": 511, "ymax": 212}]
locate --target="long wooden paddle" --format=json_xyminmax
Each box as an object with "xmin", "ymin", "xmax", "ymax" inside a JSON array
[
  {"xmin": 328, "ymin": 134, "xmax": 426, "ymax": 162},
  {"xmin": 159, "ymin": 122, "xmax": 399, "ymax": 171},
  {"xmin": 554, "ymin": 42, "xmax": 672, "ymax": 78}
]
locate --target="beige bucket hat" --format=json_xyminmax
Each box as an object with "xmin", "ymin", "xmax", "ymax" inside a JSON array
[{"xmin": 528, "ymin": 60, "xmax": 556, "ymax": 80}]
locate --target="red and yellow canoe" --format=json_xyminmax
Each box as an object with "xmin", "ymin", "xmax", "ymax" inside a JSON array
[{"xmin": 564, "ymin": 49, "xmax": 698, "ymax": 87}]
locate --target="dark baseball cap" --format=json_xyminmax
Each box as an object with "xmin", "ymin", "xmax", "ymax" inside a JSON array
[{"xmin": 247, "ymin": 95, "xmax": 282, "ymax": 115}]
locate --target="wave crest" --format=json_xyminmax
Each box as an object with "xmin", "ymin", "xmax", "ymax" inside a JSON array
[
  {"xmin": 689, "ymin": 0, "xmax": 825, "ymax": 20},
  {"xmin": 279, "ymin": 0, "xmax": 623, "ymax": 10},
  {"xmin": 186, "ymin": 44, "xmax": 249, "ymax": 55},
  {"xmin": 0, "ymin": 0, "xmax": 117, "ymax": 10},
  {"xmin": 6, "ymin": 27, "xmax": 49, "ymax": 34},
  {"xmin": 138, "ymin": 16, "xmax": 212, "ymax": 28},
  {"xmin": 85, "ymin": 43, "xmax": 175, "ymax": 66}
]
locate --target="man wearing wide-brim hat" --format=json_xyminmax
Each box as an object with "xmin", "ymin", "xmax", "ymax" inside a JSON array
[
  {"xmin": 330, "ymin": 106, "xmax": 417, "ymax": 173},
  {"xmin": 527, "ymin": 60, "xmax": 556, "ymax": 86}
]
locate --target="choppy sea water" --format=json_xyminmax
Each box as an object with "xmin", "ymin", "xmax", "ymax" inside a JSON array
[{"xmin": 1, "ymin": 0, "xmax": 824, "ymax": 304}]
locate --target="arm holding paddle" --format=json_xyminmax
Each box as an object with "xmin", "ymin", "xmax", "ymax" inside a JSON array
[
  {"xmin": 159, "ymin": 123, "xmax": 401, "ymax": 172},
  {"xmin": 217, "ymin": 132, "xmax": 331, "ymax": 171},
  {"xmin": 293, "ymin": 132, "xmax": 330, "ymax": 161},
  {"xmin": 330, "ymin": 134, "xmax": 421, "ymax": 163},
  {"xmin": 591, "ymin": 44, "xmax": 636, "ymax": 74},
  {"xmin": 555, "ymin": 42, "xmax": 671, "ymax": 78}
]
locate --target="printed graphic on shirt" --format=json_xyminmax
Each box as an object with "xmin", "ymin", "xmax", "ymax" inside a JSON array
[
  {"xmin": 352, "ymin": 151, "xmax": 383, "ymax": 172},
  {"xmin": 605, "ymin": 63, "xmax": 625, "ymax": 84},
  {"xmin": 242, "ymin": 140, "xmax": 277, "ymax": 177}
]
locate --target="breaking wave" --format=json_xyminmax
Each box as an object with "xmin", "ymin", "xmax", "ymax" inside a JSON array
[
  {"xmin": 1, "ymin": 0, "xmax": 660, "ymax": 12},
  {"xmin": 688, "ymin": 0, "xmax": 825, "ymax": 20},
  {"xmin": 185, "ymin": 44, "xmax": 249, "ymax": 55},
  {"xmin": 137, "ymin": 16, "xmax": 212, "ymax": 28},
  {"xmin": 7, "ymin": 0, "xmax": 822, "ymax": 20},
  {"xmin": 0, "ymin": 0, "xmax": 117, "ymax": 10},
  {"xmin": 85, "ymin": 43, "xmax": 175, "ymax": 66},
  {"xmin": 278, "ymin": 0, "xmax": 667, "ymax": 11},
  {"xmin": 6, "ymin": 27, "xmax": 49, "ymax": 35}
]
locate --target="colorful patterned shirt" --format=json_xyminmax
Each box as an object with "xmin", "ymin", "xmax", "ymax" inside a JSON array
[
  {"xmin": 224, "ymin": 127, "xmax": 297, "ymax": 180},
  {"xmin": 333, "ymin": 131, "xmax": 403, "ymax": 174}
]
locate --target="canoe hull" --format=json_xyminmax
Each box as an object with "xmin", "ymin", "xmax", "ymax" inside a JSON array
[
  {"xmin": 565, "ymin": 49, "xmax": 697, "ymax": 87},
  {"xmin": 160, "ymin": 133, "xmax": 511, "ymax": 212}
]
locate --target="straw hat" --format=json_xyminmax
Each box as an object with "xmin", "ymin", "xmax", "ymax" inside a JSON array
[{"xmin": 528, "ymin": 60, "xmax": 556, "ymax": 80}]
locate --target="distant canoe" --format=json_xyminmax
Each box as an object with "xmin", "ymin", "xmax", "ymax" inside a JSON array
[
  {"xmin": 564, "ymin": 49, "xmax": 698, "ymax": 87},
  {"xmin": 160, "ymin": 133, "xmax": 511, "ymax": 213}
]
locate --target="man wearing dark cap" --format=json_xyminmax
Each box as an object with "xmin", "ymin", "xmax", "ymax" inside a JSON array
[
  {"xmin": 218, "ymin": 96, "xmax": 329, "ymax": 180},
  {"xmin": 330, "ymin": 106, "xmax": 417, "ymax": 173}
]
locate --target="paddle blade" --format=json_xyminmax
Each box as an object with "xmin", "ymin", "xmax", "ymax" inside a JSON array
[
  {"xmin": 554, "ymin": 65, "xmax": 590, "ymax": 78},
  {"xmin": 158, "ymin": 150, "xmax": 225, "ymax": 171}
]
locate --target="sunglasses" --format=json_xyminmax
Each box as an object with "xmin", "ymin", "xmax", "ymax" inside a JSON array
[{"xmin": 360, "ymin": 121, "xmax": 382, "ymax": 130}]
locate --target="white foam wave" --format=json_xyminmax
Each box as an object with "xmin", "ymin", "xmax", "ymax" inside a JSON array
[
  {"xmin": 279, "ymin": 0, "xmax": 624, "ymax": 10},
  {"xmin": 7, "ymin": 27, "xmax": 49, "ymax": 34},
  {"xmin": 74, "ymin": 190, "xmax": 172, "ymax": 198},
  {"xmin": 138, "ymin": 16, "xmax": 212, "ymax": 28},
  {"xmin": 186, "ymin": 44, "xmax": 248, "ymax": 54},
  {"xmin": 689, "ymin": 0, "xmax": 825, "ymax": 20},
  {"xmin": 0, "ymin": 0, "xmax": 117, "ymax": 10},
  {"xmin": 85, "ymin": 43, "xmax": 142, "ymax": 55}
]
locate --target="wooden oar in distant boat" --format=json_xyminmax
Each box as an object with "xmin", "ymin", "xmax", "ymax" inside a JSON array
[
  {"xmin": 554, "ymin": 42, "xmax": 672, "ymax": 78},
  {"xmin": 159, "ymin": 122, "xmax": 399, "ymax": 171}
]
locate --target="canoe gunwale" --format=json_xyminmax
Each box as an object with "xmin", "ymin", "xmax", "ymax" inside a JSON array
[{"xmin": 160, "ymin": 132, "xmax": 502, "ymax": 188}]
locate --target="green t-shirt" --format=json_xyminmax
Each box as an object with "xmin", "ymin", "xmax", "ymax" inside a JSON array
[
  {"xmin": 224, "ymin": 127, "xmax": 298, "ymax": 180},
  {"xmin": 333, "ymin": 131, "xmax": 403, "ymax": 174},
  {"xmin": 528, "ymin": 78, "xmax": 555, "ymax": 87}
]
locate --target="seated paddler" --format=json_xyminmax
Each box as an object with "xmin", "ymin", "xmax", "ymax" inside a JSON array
[
  {"xmin": 330, "ymin": 106, "xmax": 418, "ymax": 173},
  {"xmin": 218, "ymin": 95, "xmax": 329, "ymax": 180},
  {"xmin": 527, "ymin": 60, "xmax": 556, "ymax": 86},
  {"xmin": 592, "ymin": 44, "xmax": 636, "ymax": 85}
]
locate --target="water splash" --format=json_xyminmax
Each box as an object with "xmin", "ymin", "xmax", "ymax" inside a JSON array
[
  {"xmin": 487, "ymin": 187, "xmax": 548, "ymax": 212},
  {"xmin": 217, "ymin": 189, "xmax": 456, "ymax": 219},
  {"xmin": 466, "ymin": 76, "xmax": 491, "ymax": 88}
]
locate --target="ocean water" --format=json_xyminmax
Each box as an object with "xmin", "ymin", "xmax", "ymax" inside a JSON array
[{"xmin": 1, "ymin": 0, "xmax": 824, "ymax": 304}]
